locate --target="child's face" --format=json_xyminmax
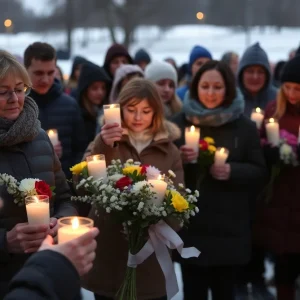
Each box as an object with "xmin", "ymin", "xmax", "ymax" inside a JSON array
[{"xmin": 122, "ymin": 98, "xmax": 154, "ymax": 133}]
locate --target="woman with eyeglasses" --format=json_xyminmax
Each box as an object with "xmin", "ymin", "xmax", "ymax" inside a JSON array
[{"xmin": 0, "ymin": 50, "xmax": 78, "ymax": 298}]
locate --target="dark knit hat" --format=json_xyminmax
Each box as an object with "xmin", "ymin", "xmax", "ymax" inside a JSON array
[
  {"xmin": 134, "ymin": 49, "xmax": 151, "ymax": 64},
  {"xmin": 103, "ymin": 44, "xmax": 133, "ymax": 77},
  {"xmin": 69, "ymin": 55, "xmax": 88, "ymax": 80},
  {"xmin": 281, "ymin": 55, "xmax": 300, "ymax": 84},
  {"xmin": 77, "ymin": 62, "xmax": 111, "ymax": 102}
]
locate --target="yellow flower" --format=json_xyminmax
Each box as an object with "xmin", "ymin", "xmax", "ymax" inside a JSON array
[
  {"xmin": 123, "ymin": 166, "xmax": 142, "ymax": 175},
  {"xmin": 70, "ymin": 161, "xmax": 87, "ymax": 175},
  {"xmin": 204, "ymin": 137, "xmax": 215, "ymax": 145},
  {"xmin": 208, "ymin": 145, "xmax": 217, "ymax": 153},
  {"xmin": 169, "ymin": 190, "xmax": 189, "ymax": 212}
]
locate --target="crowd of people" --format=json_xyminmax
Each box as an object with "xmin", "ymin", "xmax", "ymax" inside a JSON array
[{"xmin": 0, "ymin": 39, "xmax": 300, "ymax": 300}]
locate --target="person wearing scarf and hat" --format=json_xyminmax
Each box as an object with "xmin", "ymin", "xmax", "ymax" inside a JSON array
[
  {"xmin": 176, "ymin": 45, "xmax": 212, "ymax": 101},
  {"xmin": 254, "ymin": 55, "xmax": 300, "ymax": 300}
]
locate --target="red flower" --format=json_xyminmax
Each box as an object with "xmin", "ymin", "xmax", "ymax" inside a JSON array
[
  {"xmin": 199, "ymin": 140, "xmax": 209, "ymax": 151},
  {"xmin": 116, "ymin": 176, "xmax": 133, "ymax": 190},
  {"xmin": 140, "ymin": 164, "xmax": 150, "ymax": 175},
  {"xmin": 35, "ymin": 181, "xmax": 52, "ymax": 198}
]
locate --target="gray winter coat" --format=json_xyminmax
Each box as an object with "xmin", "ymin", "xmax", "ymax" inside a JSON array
[{"xmin": 0, "ymin": 129, "xmax": 77, "ymax": 297}]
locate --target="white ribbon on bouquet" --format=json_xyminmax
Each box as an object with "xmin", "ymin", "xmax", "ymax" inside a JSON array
[{"xmin": 127, "ymin": 220, "xmax": 200, "ymax": 300}]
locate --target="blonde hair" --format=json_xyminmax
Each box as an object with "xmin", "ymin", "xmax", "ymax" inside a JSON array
[
  {"xmin": 0, "ymin": 50, "xmax": 31, "ymax": 87},
  {"xmin": 118, "ymin": 78, "xmax": 166, "ymax": 134},
  {"xmin": 273, "ymin": 87, "xmax": 286, "ymax": 119}
]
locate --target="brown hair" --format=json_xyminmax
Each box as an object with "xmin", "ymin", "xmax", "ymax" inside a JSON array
[
  {"xmin": 273, "ymin": 87, "xmax": 286, "ymax": 119},
  {"xmin": 118, "ymin": 78, "xmax": 165, "ymax": 134},
  {"xmin": 24, "ymin": 42, "xmax": 56, "ymax": 69},
  {"xmin": 190, "ymin": 60, "xmax": 237, "ymax": 107}
]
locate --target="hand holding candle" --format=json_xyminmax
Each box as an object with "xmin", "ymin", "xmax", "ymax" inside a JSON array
[
  {"xmin": 86, "ymin": 154, "xmax": 107, "ymax": 180},
  {"xmin": 58, "ymin": 217, "xmax": 94, "ymax": 244},
  {"xmin": 25, "ymin": 195, "xmax": 50, "ymax": 226},
  {"xmin": 185, "ymin": 126, "xmax": 200, "ymax": 163},
  {"xmin": 265, "ymin": 118, "xmax": 280, "ymax": 146},
  {"xmin": 148, "ymin": 175, "xmax": 168, "ymax": 205},
  {"xmin": 103, "ymin": 104, "xmax": 121, "ymax": 126},
  {"xmin": 251, "ymin": 107, "xmax": 264, "ymax": 129}
]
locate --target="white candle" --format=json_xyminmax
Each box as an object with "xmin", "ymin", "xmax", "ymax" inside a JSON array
[
  {"xmin": 86, "ymin": 154, "xmax": 107, "ymax": 179},
  {"xmin": 214, "ymin": 147, "xmax": 229, "ymax": 166},
  {"xmin": 25, "ymin": 196, "xmax": 50, "ymax": 226},
  {"xmin": 47, "ymin": 129, "xmax": 59, "ymax": 146},
  {"xmin": 251, "ymin": 107, "xmax": 264, "ymax": 129},
  {"xmin": 103, "ymin": 104, "xmax": 121, "ymax": 126},
  {"xmin": 58, "ymin": 217, "xmax": 93, "ymax": 244},
  {"xmin": 148, "ymin": 175, "xmax": 168, "ymax": 205},
  {"xmin": 265, "ymin": 118, "xmax": 280, "ymax": 146},
  {"xmin": 185, "ymin": 126, "xmax": 200, "ymax": 163}
]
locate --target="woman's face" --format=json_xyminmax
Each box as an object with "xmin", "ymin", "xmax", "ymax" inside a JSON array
[
  {"xmin": 283, "ymin": 82, "xmax": 300, "ymax": 105},
  {"xmin": 191, "ymin": 57, "xmax": 211, "ymax": 77},
  {"xmin": 242, "ymin": 65, "xmax": 267, "ymax": 94},
  {"xmin": 110, "ymin": 56, "xmax": 130, "ymax": 77},
  {"xmin": 86, "ymin": 81, "xmax": 107, "ymax": 106},
  {"xmin": 197, "ymin": 69, "xmax": 226, "ymax": 109},
  {"xmin": 0, "ymin": 75, "xmax": 26, "ymax": 120},
  {"xmin": 122, "ymin": 98, "xmax": 154, "ymax": 133},
  {"xmin": 155, "ymin": 79, "xmax": 175, "ymax": 104}
]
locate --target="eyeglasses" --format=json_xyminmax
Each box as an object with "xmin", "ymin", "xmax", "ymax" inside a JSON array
[{"xmin": 0, "ymin": 85, "xmax": 31, "ymax": 101}]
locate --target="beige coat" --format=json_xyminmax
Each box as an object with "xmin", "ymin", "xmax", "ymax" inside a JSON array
[{"xmin": 82, "ymin": 121, "xmax": 183, "ymax": 299}]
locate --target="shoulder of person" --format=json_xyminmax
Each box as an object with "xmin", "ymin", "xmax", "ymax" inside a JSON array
[
  {"xmin": 58, "ymin": 93, "xmax": 80, "ymax": 108},
  {"xmin": 233, "ymin": 115, "xmax": 257, "ymax": 133},
  {"xmin": 164, "ymin": 120, "xmax": 182, "ymax": 141}
]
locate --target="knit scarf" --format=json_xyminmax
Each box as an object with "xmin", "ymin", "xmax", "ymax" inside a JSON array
[
  {"xmin": 0, "ymin": 97, "xmax": 41, "ymax": 147},
  {"xmin": 183, "ymin": 91, "xmax": 245, "ymax": 127}
]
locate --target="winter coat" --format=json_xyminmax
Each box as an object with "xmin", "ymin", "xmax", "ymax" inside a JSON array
[
  {"xmin": 4, "ymin": 250, "xmax": 81, "ymax": 300},
  {"xmin": 29, "ymin": 79, "xmax": 87, "ymax": 178},
  {"xmin": 176, "ymin": 85, "xmax": 189, "ymax": 102},
  {"xmin": 238, "ymin": 42, "xmax": 277, "ymax": 117},
  {"xmin": 254, "ymin": 101, "xmax": 300, "ymax": 254},
  {"xmin": 82, "ymin": 121, "xmax": 184, "ymax": 299},
  {"xmin": 0, "ymin": 130, "xmax": 77, "ymax": 298},
  {"xmin": 77, "ymin": 62, "xmax": 111, "ymax": 150},
  {"xmin": 172, "ymin": 112, "xmax": 267, "ymax": 266}
]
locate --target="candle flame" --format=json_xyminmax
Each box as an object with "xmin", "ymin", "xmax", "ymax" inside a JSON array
[
  {"xmin": 190, "ymin": 125, "xmax": 195, "ymax": 132},
  {"xmin": 220, "ymin": 147, "xmax": 225, "ymax": 154},
  {"xmin": 157, "ymin": 175, "xmax": 162, "ymax": 180},
  {"xmin": 48, "ymin": 129, "xmax": 54, "ymax": 135},
  {"xmin": 72, "ymin": 217, "xmax": 79, "ymax": 229},
  {"xmin": 255, "ymin": 107, "xmax": 261, "ymax": 113},
  {"xmin": 269, "ymin": 118, "xmax": 275, "ymax": 123},
  {"xmin": 32, "ymin": 196, "xmax": 39, "ymax": 203},
  {"xmin": 93, "ymin": 155, "xmax": 98, "ymax": 161}
]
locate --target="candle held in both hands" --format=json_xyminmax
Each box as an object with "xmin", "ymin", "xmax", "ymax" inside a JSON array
[
  {"xmin": 251, "ymin": 107, "xmax": 264, "ymax": 129},
  {"xmin": 148, "ymin": 175, "xmax": 168, "ymax": 205},
  {"xmin": 47, "ymin": 129, "xmax": 59, "ymax": 146},
  {"xmin": 214, "ymin": 147, "xmax": 229, "ymax": 166},
  {"xmin": 25, "ymin": 195, "xmax": 50, "ymax": 226},
  {"xmin": 103, "ymin": 104, "xmax": 121, "ymax": 126},
  {"xmin": 86, "ymin": 154, "xmax": 107, "ymax": 180},
  {"xmin": 265, "ymin": 118, "xmax": 280, "ymax": 146},
  {"xmin": 58, "ymin": 217, "xmax": 93, "ymax": 244}
]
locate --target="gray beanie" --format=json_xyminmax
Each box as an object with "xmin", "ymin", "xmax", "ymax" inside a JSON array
[{"xmin": 145, "ymin": 61, "xmax": 178, "ymax": 87}]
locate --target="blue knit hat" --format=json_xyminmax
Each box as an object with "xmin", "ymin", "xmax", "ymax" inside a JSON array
[
  {"xmin": 134, "ymin": 49, "xmax": 151, "ymax": 64},
  {"xmin": 189, "ymin": 45, "xmax": 212, "ymax": 73}
]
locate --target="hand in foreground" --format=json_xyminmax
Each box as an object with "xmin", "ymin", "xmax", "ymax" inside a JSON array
[
  {"xmin": 39, "ymin": 228, "xmax": 99, "ymax": 276},
  {"xmin": 180, "ymin": 145, "xmax": 198, "ymax": 164},
  {"xmin": 210, "ymin": 163, "xmax": 231, "ymax": 181},
  {"xmin": 6, "ymin": 223, "xmax": 49, "ymax": 254},
  {"xmin": 100, "ymin": 123, "xmax": 123, "ymax": 147}
]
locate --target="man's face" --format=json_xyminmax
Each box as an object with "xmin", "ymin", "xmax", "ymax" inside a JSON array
[{"xmin": 27, "ymin": 59, "xmax": 56, "ymax": 95}]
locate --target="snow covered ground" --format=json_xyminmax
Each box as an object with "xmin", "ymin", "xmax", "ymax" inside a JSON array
[{"xmin": 1, "ymin": 25, "xmax": 299, "ymax": 76}]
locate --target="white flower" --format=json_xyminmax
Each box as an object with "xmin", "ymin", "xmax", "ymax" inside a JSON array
[
  {"xmin": 132, "ymin": 181, "xmax": 148, "ymax": 193},
  {"xmin": 185, "ymin": 188, "xmax": 191, "ymax": 194},
  {"xmin": 162, "ymin": 211, "xmax": 167, "ymax": 217},
  {"xmin": 195, "ymin": 190, "xmax": 199, "ymax": 197},
  {"xmin": 108, "ymin": 174, "xmax": 124, "ymax": 182},
  {"xmin": 280, "ymin": 143, "xmax": 292, "ymax": 157},
  {"xmin": 195, "ymin": 207, "xmax": 199, "ymax": 213},
  {"xmin": 178, "ymin": 183, "xmax": 184, "ymax": 189},
  {"xmin": 110, "ymin": 195, "xmax": 118, "ymax": 202},
  {"xmin": 106, "ymin": 207, "xmax": 111, "ymax": 213},
  {"xmin": 168, "ymin": 170, "xmax": 176, "ymax": 178},
  {"xmin": 146, "ymin": 166, "xmax": 161, "ymax": 180},
  {"xmin": 137, "ymin": 202, "xmax": 144, "ymax": 211},
  {"xmin": 19, "ymin": 178, "xmax": 39, "ymax": 194}
]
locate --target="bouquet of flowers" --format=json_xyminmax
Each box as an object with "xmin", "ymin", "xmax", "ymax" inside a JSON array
[
  {"xmin": 0, "ymin": 174, "xmax": 54, "ymax": 206},
  {"xmin": 198, "ymin": 137, "xmax": 216, "ymax": 167},
  {"xmin": 70, "ymin": 159, "xmax": 200, "ymax": 300},
  {"xmin": 262, "ymin": 129, "xmax": 298, "ymax": 203}
]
